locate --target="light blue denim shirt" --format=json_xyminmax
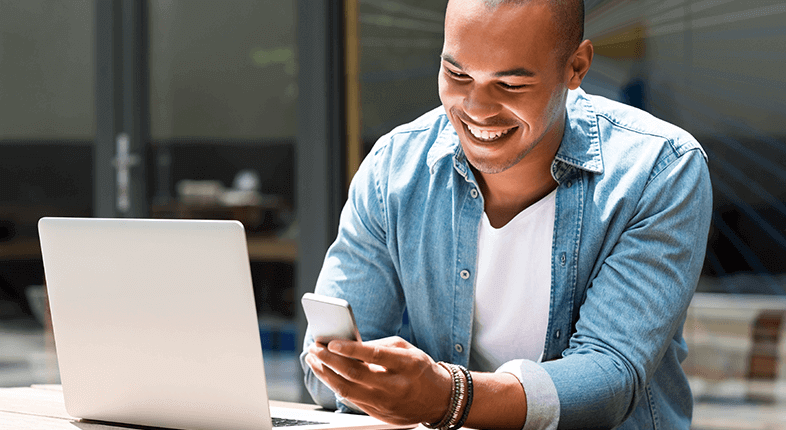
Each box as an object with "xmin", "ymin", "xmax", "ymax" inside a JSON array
[{"xmin": 301, "ymin": 88, "xmax": 712, "ymax": 429}]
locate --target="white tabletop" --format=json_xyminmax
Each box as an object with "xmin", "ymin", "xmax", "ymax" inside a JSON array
[{"xmin": 0, "ymin": 384, "xmax": 321, "ymax": 429}]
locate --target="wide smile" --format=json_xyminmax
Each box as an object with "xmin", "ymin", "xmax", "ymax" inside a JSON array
[{"xmin": 463, "ymin": 121, "xmax": 517, "ymax": 143}]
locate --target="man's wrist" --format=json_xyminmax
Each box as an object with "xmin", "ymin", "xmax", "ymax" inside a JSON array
[
  {"xmin": 424, "ymin": 361, "xmax": 457, "ymax": 426},
  {"xmin": 423, "ymin": 362, "xmax": 474, "ymax": 430}
]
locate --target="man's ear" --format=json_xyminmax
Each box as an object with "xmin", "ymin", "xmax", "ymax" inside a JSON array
[{"xmin": 566, "ymin": 40, "xmax": 593, "ymax": 90}]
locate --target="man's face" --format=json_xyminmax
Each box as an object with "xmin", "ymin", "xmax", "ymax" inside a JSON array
[{"xmin": 439, "ymin": 0, "xmax": 571, "ymax": 175}]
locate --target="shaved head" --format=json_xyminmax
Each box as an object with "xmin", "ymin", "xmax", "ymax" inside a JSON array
[{"xmin": 460, "ymin": 0, "xmax": 584, "ymax": 64}]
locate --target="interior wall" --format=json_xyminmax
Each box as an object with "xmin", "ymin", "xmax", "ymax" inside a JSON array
[{"xmin": 149, "ymin": 0, "xmax": 297, "ymax": 140}]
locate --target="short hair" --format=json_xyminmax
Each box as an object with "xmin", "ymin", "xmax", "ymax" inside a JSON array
[{"xmin": 478, "ymin": 0, "xmax": 585, "ymax": 64}]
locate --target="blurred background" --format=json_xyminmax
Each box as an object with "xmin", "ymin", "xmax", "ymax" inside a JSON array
[{"xmin": 1, "ymin": 0, "xmax": 784, "ymax": 427}]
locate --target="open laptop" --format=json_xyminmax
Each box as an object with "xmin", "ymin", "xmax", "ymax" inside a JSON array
[{"xmin": 39, "ymin": 217, "xmax": 411, "ymax": 430}]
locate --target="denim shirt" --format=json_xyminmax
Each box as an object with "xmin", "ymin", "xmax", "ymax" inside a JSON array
[{"xmin": 301, "ymin": 88, "xmax": 712, "ymax": 429}]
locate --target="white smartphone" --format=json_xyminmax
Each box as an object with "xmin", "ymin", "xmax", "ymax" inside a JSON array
[{"xmin": 301, "ymin": 292, "xmax": 362, "ymax": 343}]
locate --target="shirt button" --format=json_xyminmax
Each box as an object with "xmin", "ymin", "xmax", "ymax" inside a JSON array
[
  {"xmin": 460, "ymin": 270, "xmax": 470, "ymax": 279},
  {"xmin": 555, "ymin": 330, "xmax": 561, "ymax": 339},
  {"xmin": 470, "ymin": 188, "xmax": 479, "ymax": 198},
  {"xmin": 455, "ymin": 344, "xmax": 464, "ymax": 353},
  {"xmin": 566, "ymin": 181, "xmax": 572, "ymax": 188}
]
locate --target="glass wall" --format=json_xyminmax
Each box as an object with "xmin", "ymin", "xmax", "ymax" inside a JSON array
[
  {"xmin": 0, "ymin": 0, "xmax": 302, "ymax": 399},
  {"xmin": 0, "ymin": 0, "xmax": 94, "ymax": 386},
  {"xmin": 357, "ymin": 0, "xmax": 445, "ymax": 152},
  {"xmin": 148, "ymin": 0, "xmax": 301, "ymax": 400},
  {"xmin": 149, "ymin": 0, "xmax": 297, "ymax": 140},
  {"xmin": 147, "ymin": 0, "xmax": 299, "ymax": 311}
]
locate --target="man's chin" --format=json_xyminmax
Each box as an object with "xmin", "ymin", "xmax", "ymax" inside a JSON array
[{"xmin": 464, "ymin": 154, "xmax": 519, "ymax": 175}]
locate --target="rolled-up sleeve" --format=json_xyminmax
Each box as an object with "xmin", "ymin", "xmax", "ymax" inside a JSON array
[{"xmin": 497, "ymin": 360, "xmax": 560, "ymax": 430}]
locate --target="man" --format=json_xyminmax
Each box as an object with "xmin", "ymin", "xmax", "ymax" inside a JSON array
[{"xmin": 301, "ymin": 0, "xmax": 712, "ymax": 428}]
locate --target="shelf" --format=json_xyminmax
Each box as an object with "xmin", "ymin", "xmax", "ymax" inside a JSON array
[
  {"xmin": 247, "ymin": 235, "xmax": 297, "ymax": 263},
  {"xmin": 0, "ymin": 238, "xmax": 42, "ymax": 261},
  {"xmin": 0, "ymin": 235, "xmax": 297, "ymax": 263}
]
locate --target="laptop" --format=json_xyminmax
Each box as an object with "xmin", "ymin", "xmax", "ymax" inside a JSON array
[{"xmin": 39, "ymin": 217, "xmax": 411, "ymax": 430}]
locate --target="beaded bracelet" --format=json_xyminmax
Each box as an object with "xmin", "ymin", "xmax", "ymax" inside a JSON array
[
  {"xmin": 449, "ymin": 365, "xmax": 473, "ymax": 430},
  {"xmin": 424, "ymin": 362, "xmax": 461, "ymax": 430},
  {"xmin": 443, "ymin": 364, "xmax": 466, "ymax": 429}
]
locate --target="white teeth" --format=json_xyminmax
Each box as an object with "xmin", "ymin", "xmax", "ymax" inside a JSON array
[{"xmin": 467, "ymin": 124, "xmax": 511, "ymax": 141}]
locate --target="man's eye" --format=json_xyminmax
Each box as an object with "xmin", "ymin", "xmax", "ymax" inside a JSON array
[
  {"xmin": 500, "ymin": 82, "xmax": 526, "ymax": 90},
  {"xmin": 446, "ymin": 69, "xmax": 468, "ymax": 79}
]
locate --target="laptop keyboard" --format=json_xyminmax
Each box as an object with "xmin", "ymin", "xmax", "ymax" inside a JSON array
[{"xmin": 272, "ymin": 417, "xmax": 329, "ymax": 427}]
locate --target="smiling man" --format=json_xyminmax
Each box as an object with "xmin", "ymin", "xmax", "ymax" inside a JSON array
[{"xmin": 301, "ymin": 0, "xmax": 712, "ymax": 429}]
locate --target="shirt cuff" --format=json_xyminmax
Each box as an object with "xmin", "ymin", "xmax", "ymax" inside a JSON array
[
  {"xmin": 497, "ymin": 359, "xmax": 560, "ymax": 430},
  {"xmin": 336, "ymin": 395, "xmax": 365, "ymax": 414}
]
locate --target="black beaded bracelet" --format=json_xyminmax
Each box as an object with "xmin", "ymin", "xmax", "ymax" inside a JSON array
[{"xmin": 449, "ymin": 365, "xmax": 473, "ymax": 430}]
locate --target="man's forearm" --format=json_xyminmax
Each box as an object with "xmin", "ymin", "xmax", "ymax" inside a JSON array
[{"xmin": 463, "ymin": 371, "xmax": 528, "ymax": 430}]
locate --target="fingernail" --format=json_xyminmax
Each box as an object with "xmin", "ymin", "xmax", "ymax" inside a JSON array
[{"xmin": 328, "ymin": 341, "xmax": 344, "ymax": 353}]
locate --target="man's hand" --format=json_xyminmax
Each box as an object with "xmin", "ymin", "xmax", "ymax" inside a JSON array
[{"xmin": 304, "ymin": 336, "xmax": 452, "ymax": 425}]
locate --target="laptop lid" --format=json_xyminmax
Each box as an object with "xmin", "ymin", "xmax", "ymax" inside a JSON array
[
  {"xmin": 40, "ymin": 217, "xmax": 273, "ymax": 430},
  {"xmin": 39, "ymin": 217, "xmax": 406, "ymax": 430}
]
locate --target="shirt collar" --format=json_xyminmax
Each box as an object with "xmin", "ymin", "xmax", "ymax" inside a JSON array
[
  {"xmin": 553, "ymin": 88, "xmax": 604, "ymax": 176},
  {"xmin": 426, "ymin": 116, "xmax": 465, "ymax": 176}
]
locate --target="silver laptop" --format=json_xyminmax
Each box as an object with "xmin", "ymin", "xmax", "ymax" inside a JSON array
[{"xmin": 39, "ymin": 217, "xmax": 409, "ymax": 430}]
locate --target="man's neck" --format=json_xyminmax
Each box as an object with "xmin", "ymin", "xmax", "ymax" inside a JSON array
[
  {"xmin": 475, "ymin": 161, "xmax": 558, "ymax": 228},
  {"xmin": 471, "ymin": 109, "xmax": 566, "ymax": 228}
]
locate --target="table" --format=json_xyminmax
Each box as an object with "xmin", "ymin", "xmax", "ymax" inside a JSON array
[
  {"xmin": 7, "ymin": 384, "xmax": 783, "ymax": 430},
  {"xmin": 0, "ymin": 384, "xmax": 317, "ymax": 429}
]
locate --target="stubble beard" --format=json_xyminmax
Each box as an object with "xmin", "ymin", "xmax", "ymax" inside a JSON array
[
  {"xmin": 449, "ymin": 107, "xmax": 532, "ymax": 175},
  {"xmin": 464, "ymin": 142, "xmax": 533, "ymax": 175}
]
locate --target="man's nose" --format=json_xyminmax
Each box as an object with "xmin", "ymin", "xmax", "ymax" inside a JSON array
[{"xmin": 462, "ymin": 83, "xmax": 501, "ymax": 123}]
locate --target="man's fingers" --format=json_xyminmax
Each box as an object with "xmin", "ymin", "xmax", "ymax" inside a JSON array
[
  {"xmin": 363, "ymin": 336, "xmax": 414, "ymax": 349},
  {"xmin": 307, "ymin": 340, "xmax": 450, "ymax": 426},
  {"xmin": 306, "ymin": 353, "xmax": 352, "ymax": 392},
  {"xmin": 326, "ymin": 337, "xmax": 418, "ymax": 368},
  {"xmin": 307, "ymin": 352, "xmax": 426, "ymax": 427},
  {"xmin": 309, "ymin": 343, "xmax": 381, "ymax": 384},
  {"xmin": 305, "ymin": 352, "xmax": 380, "ymax": 407}
]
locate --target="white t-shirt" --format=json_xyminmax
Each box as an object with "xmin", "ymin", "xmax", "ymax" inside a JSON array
[{"xmin": 469, "ymin": 189, "xmax": 556, "ymax": 372}]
